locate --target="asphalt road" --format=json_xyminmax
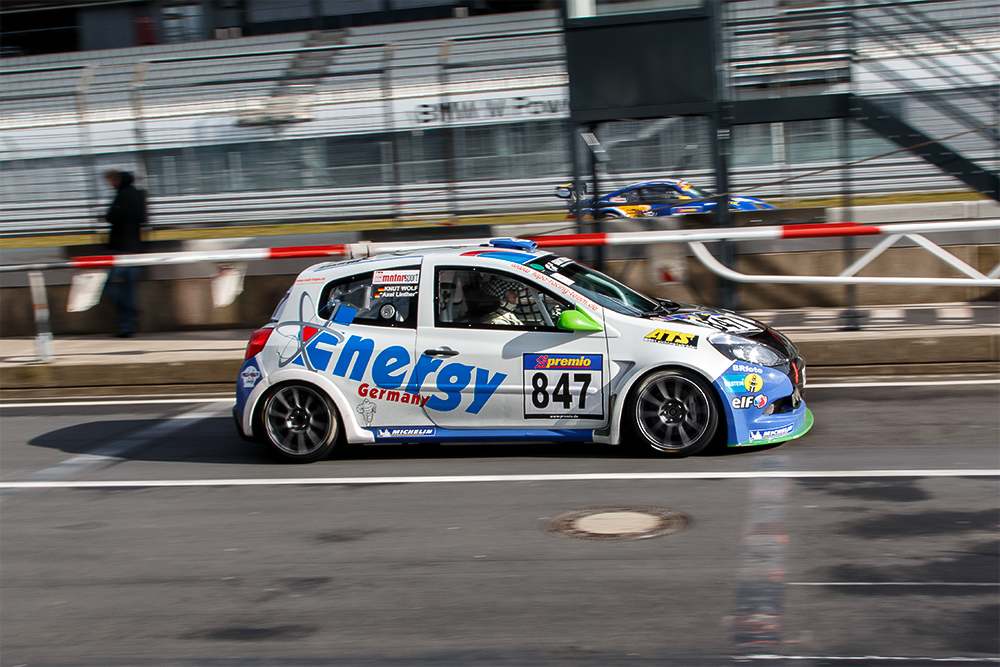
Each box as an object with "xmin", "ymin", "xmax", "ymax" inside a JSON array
[{"xmin": 1, "ymin": 380, "xmax": 998, "ymax": 667}]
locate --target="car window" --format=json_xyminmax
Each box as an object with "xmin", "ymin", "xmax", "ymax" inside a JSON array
[
  {"xmin": 270, "ymin": 289, "xmax": 290, "ymax": 323},
  {"xmin": 318, "ymin": 266, "xmax": 420, "ymax": 328},
  {"xmin": 435, "ymin": 267, "xmax": 571, "ymax": 331},
  {"xmin": 525, "ymin": 254, "xmax": 660, "ymax": 316},
  {"xmin": 639, "ymin": 186, "xmax": 680, "ymax": 203}
]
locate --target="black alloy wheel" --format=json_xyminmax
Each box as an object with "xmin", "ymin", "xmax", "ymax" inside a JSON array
[{"xmin": 627, "ymin": 369, "xmax": 718, "ymax": 457}]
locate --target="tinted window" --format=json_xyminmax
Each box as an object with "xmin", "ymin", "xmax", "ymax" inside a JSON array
[
  {"xmin": 318, "ymin": 266, "xmax": 420, "ymax": 328},
  {"xmin": 436, "ymin": 267, "xmax": 571, "ymax": 331}
]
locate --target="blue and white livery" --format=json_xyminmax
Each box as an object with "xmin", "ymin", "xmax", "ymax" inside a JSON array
[
  {"xmin": 556, "ymin": 178, "xmax": 776, "ymax": 220},
  {"xmin": 234, "ymin": 238, "xmax": 811, "ymax": 462}
]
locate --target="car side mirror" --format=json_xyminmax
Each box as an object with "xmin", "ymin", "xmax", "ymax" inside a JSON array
[{"xmin": 557, "ymin": 306, "xmax": 603, "ymax": 332}]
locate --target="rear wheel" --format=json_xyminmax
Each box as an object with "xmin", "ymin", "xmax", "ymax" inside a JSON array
[
  {"xmin": 261, "ymin": 383, "xmax": 339, "ymax": 463},
  {"xmin": 626, "ymin": 369, "xmax": 718, "ymax": 457}
]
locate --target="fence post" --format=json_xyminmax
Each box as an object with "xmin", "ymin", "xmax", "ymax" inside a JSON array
[
  {"xmin": 74, "ymin": 65, "xmax": 100, "ymax": 235},
  {"xmin": 130, "ymin": 61, "xmax": 152, "ymax": 192},
  {"xmin": 27, "ymin": 271, "xmax": 54, "ymax": 363},
  {"xmin": 380, "ymin": 43, "xmax": 401, "ymax": 224},
  {"xmin": 841, "ymin": 3, "xmax": 864, "ymax": 331},
  {"xmin": 438, "ymin": 39, "xmax": 457, "ymax": 219}
]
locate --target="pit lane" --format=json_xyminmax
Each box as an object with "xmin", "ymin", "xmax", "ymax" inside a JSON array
[{"xmin": 1, "ymin": 379, "xmax": 997, "ymax": 666}]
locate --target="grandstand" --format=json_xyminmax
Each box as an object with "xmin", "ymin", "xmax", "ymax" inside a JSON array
[{"xmin": 0, "ymin": 3, "xmax": 996, "ymax": 235}]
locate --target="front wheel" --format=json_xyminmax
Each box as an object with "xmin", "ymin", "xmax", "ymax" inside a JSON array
[
  {"xmin": 626, "ymin": 369, "xmax": 718, "ymax": 457},
  {"xmin": 260, "ymin": 383, "xmax": 340, "ymax": 463}
]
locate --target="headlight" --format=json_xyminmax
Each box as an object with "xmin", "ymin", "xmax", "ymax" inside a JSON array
[{"xmin": 708, "ymin": 333, "xmax": 785, "ymax": 367}]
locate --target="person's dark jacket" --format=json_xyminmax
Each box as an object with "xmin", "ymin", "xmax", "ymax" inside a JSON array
[{"xmin": 105, "ymin": 172, "xmax": 146, "ymax": 253}]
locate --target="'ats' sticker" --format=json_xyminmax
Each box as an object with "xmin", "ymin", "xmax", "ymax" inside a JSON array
[
  {"xmin": 373, "ymin": 269, "xmax": 419, "ymax": 285},
  {"xmin": 523, "ymin": 354, "xmax": 604, "ymax": 420},
  {"xmin": 643, "ymin": 329, "xmax": 698, "ymax": 347},
  {"xmin": 240, "ymin": 366, "xmax": 261, "ymax": 388}
]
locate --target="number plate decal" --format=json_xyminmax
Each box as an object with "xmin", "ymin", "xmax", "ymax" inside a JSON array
[{"xmin": 522, "ymin": 354, "xmax": 604, "ymax": 419}]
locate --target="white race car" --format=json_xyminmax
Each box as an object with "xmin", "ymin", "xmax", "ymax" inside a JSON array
[{"xmin": 234, "ymin": 238, "xmax": 812, "ymax": 462}]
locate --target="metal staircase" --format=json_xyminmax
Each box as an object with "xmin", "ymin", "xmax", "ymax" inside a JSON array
[
  {"xmin": 850, "ymin": 94, "xmax": 998, "ymax": 200},
  {"xmin": 726, "ymin": 0, "xmax": 999, "ymax": 201}
]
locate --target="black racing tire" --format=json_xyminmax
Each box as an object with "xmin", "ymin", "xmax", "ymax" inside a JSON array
[
  {"xmin": 259, "ymin": 383, "xmax": 340, "ymax": 463},
  {"xmin": 625, "ymin": 369, "xmax": 719, "ymax": 457},
  {"xmin": 598, "ymin": 211, "xmax": 624, "ymax": 221}
]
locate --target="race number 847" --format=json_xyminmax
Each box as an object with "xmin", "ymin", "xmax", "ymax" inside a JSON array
[{"xmin": 523, "ymin": 354, "xmax": 604, "ymax": 419}]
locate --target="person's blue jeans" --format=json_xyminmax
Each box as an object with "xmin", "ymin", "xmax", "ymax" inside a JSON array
[{"xmin": 106, "ymin": 266, "xmax": 140, "ymax": 334}]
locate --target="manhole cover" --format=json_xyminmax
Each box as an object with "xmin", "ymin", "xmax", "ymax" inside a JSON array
[{"xmin": 544, "ymin": 506, "xmax": 688, "ymax": 541}]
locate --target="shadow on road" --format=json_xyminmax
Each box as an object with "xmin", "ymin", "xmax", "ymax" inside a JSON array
[{"xmin": 26, "ymin": 415, "xmax": 777, "ymax": 465}]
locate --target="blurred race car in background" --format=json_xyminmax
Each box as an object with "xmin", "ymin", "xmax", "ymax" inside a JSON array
[{"xmin": 555, "ymin": 179, "xmax": 776, "ymax": 220}]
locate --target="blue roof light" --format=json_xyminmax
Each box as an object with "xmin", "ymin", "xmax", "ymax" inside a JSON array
[{"xmin": 489, "ymin": 237, "xmax": 538, "ymax": 251}]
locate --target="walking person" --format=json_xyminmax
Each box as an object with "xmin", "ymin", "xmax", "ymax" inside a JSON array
[{"xmin": 103, "ymin": 169, "xmax": 146, "ymax": 337}]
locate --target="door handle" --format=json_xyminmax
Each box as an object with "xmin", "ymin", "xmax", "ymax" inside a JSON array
[{"xmin": 424, "ymin": 347, "xmax": 459, "ymax": 357}]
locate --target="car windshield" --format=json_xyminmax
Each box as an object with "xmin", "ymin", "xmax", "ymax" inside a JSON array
[{"xmin": 524, "ymin": 255, "xmax": 669, "ymax": 317}]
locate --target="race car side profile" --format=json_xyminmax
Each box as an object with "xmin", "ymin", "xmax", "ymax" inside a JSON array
[
  {"xmin": 555, "ymin": 179, "xmax": 776, "ymax": 220},
  {"xmin": 234, "ymin": 238, "xmax": 811, "ymax": 462}
]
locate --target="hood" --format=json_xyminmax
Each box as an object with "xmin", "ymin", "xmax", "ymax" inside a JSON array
[
  {"xmin": 730, "ymin": 196, "xmax": 776, "ymax": 210},
  {"xmin": 118, "ymin": 171, "xmax": 135, "ymax": 190},
  {"xmin": 651, "ymin": 303, "xmax": 766, "ymax": 335}
]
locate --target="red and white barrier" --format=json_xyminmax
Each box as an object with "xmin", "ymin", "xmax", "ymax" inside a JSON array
[
  {"xmin": 3, "ymin": 218, "xmax": 997, "ymax": 275},
  {"xmin": 6, "ymin": 218, "xmax": 997, "ymax": 363}
]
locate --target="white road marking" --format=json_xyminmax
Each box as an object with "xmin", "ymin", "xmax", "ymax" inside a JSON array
[
  {"xmin": 2, "ymin": 469, "xmax": 997, "ymax": 490},
  {"xmin": 1, "ymin": 378, "xmax": 996, "ymax": 409},
  {"xmin": 807, "ymin": 378, "xmax": 1000, "ymax": 389},
  {"xmin": 0, "ymin": 398, "xmax": 233, "ymax": 408},
  {"xmin": 787, "ymin": 582, "xmax": 998, "ymax": 587},
  {"xmin": 0, "ymin": 402, "xmax": 229, "ymax": 501},
  {"xmin": 740, "ymin": 656, "xmax": 1000, "ymax": 663}
]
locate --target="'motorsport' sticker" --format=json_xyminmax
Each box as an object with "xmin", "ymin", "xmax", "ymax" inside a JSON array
[
  {"xmin": 373, "ymin": 269, "xmax": 419, "ymax": 285},
  {"xmin": 523, "ymin": 354, "xmax": 604, "ymax": 419}
]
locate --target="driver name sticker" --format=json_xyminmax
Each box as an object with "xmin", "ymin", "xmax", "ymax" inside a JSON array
[
  {"xmin": 523, "ymin": 354, "xmax": 604, "ymax": 419},
  {"xmin": 375, "ymin": 284, "xmax": 418, "ymax": 298}
]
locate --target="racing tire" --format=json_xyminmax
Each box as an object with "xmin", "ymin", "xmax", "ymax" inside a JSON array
[
  {"xmin": 260, "ymin": 383, "xmax": 340, "ymax": 463},
  {"xmin": 598, "ymin": 211, "xmax": 623, "ymax": 221},
  {"xmin": 625, "ymin": 369, "xmax": 719, "ymax": 457}
]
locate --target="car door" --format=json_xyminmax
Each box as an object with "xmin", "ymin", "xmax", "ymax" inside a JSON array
[
  {"xmin": 308, "ymin": 262, "xmax": 431, "ymax": 432},
  {"xmin": 414, "ymin": 261, "xmax": 609, "ymax": 431}
]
